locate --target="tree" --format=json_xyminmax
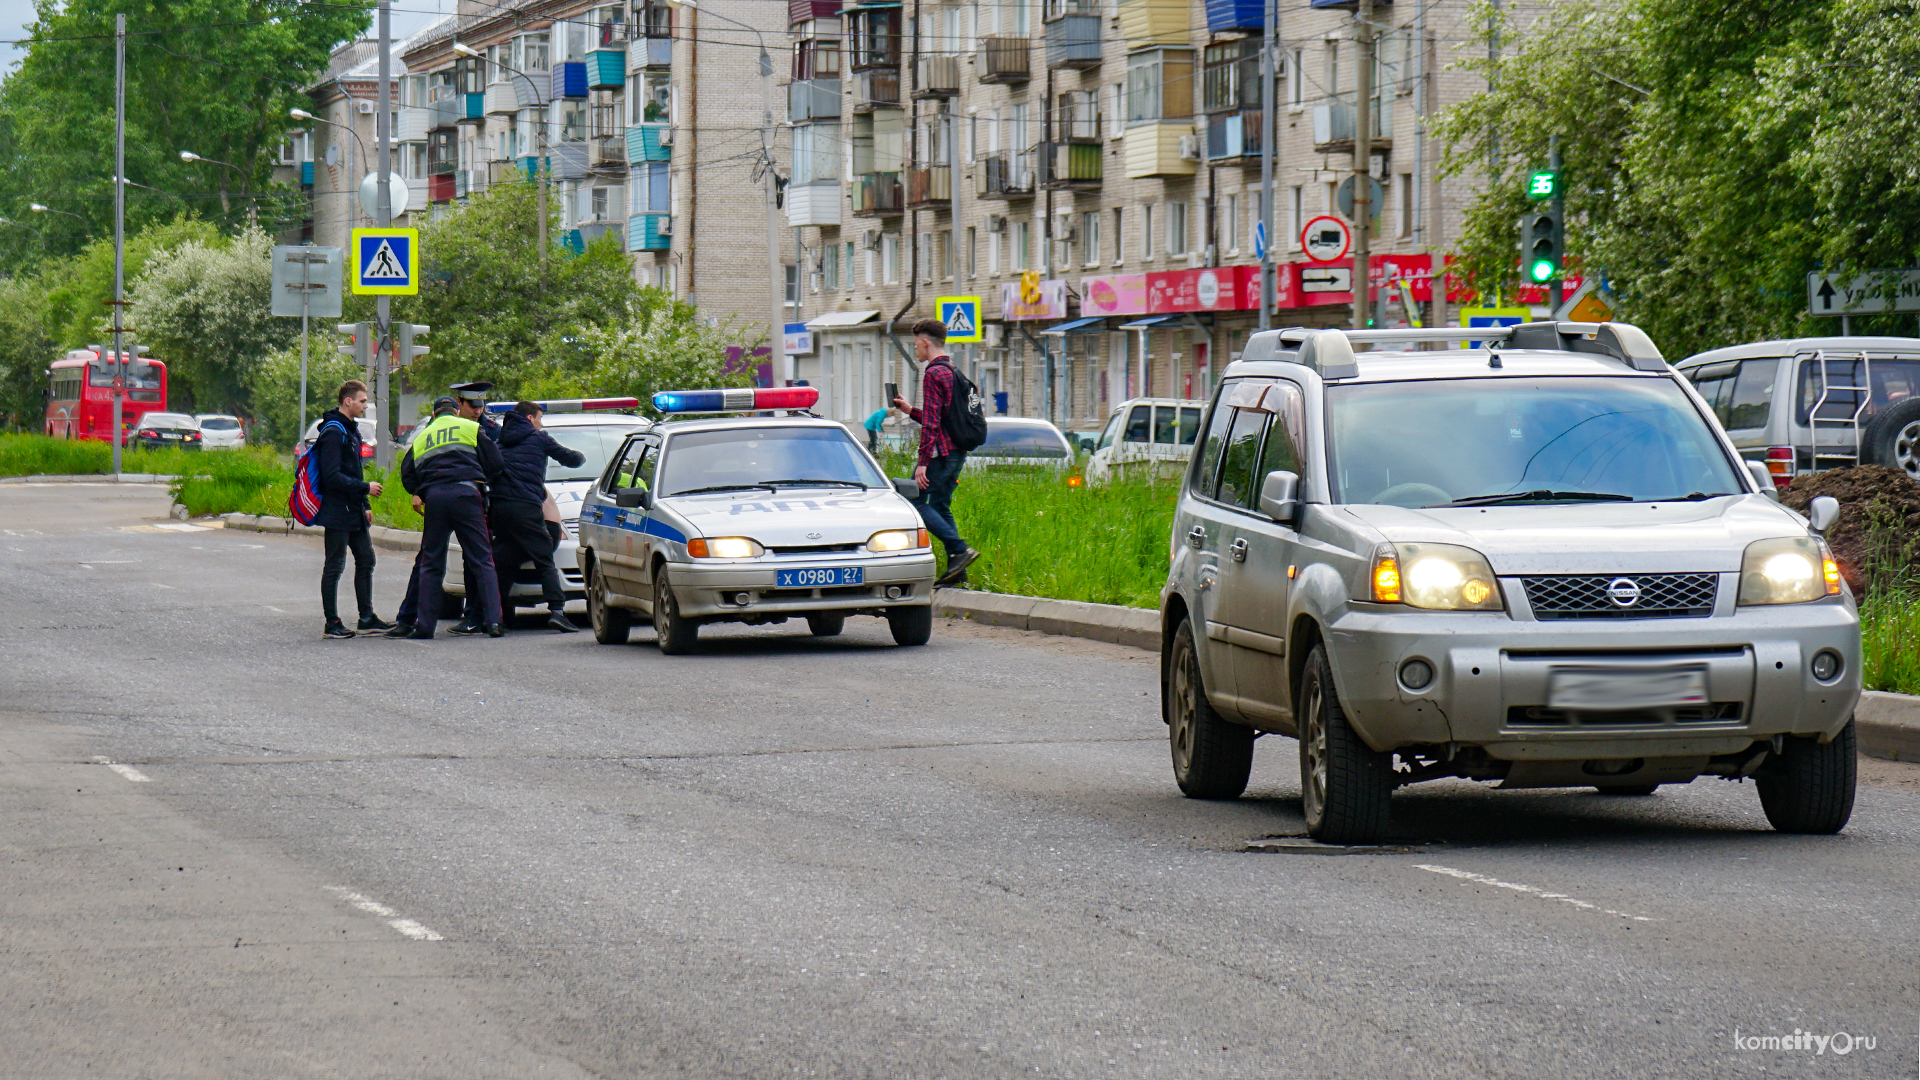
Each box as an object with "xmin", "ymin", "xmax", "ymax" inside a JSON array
[
  {"xmin": 132, "ymin": 224, "xmax": 296, "ymax": 415},
  {"xmin": 0, "ymin": 0, "xmax": 370, "ymax": 265}
]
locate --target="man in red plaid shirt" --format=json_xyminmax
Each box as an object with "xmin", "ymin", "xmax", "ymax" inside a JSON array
[{"xmin": 892, "ymin": 318, "xmax": 979, "ymax": 586}]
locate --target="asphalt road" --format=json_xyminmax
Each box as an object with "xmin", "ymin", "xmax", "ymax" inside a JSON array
[{"xmin": 2, "ymin": 483, "xmax": 1917, "ymax": 1079}]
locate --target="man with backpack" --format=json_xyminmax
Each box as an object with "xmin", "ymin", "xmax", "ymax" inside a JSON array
[
  {"xmin": 312, "ymin": 380, "xmax": 393, "ymax": 638},
  {"xmin": 891, "ymin": 318, "xmax": 986, "ymax": 587}
]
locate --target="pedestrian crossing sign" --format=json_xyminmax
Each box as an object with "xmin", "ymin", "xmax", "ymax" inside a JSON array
[
  {"xmin": 936, "ymin": 296, "xmax": 983, "ymax": 343},
  {"xmin": 350, "ymin": 228, "xmax": 419, "ymax": 295}
]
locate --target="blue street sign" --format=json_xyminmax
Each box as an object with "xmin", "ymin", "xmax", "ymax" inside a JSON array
[
  {"xmin": 1253, "ymin": 221, "xmax": 1268, "ymax": 262},
  {"xmin": 350, "ymin": 228, "xmax": 418, "ymax": 295},
  {"xmin": 936, "ymin": 296, "xmax": 983, "ymax": 342}
]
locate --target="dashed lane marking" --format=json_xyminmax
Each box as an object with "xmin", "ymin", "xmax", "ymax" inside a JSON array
[
  {"xmin": 93, "ymin": 756, "xmax": 151, "ymax": 783},
  {"xmin": 1414, "ymin": 864, "xmax": 1656, "ymax": 922},
  {"xmin": 323, "ymin": 886, "xmax": 445, "ymax": 941}
]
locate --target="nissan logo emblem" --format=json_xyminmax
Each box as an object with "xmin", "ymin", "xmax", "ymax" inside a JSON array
[{"xmin": 1607, "ymin": 577, "xmax": 1641, "ymax": 607}]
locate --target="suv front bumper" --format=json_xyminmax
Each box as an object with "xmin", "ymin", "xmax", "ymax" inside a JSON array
[{"xmin": 1327, "ymin": 587, "xmax": 1859, "ymax": 760}]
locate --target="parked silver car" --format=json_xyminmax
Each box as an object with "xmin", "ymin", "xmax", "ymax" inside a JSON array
[{"xmin": 1161, "ymin": 322, "xmax": 1859, "ymax": 844}]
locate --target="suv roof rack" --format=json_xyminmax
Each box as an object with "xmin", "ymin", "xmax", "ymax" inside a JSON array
[{"xmin": 1239, "ymin": 321, "xmax": 1668, "ymax": 379}]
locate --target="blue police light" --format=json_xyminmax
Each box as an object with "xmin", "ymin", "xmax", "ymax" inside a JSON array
[{"xmin": 653, "ymin": 387, "xmax": 820, "ymax": 413}]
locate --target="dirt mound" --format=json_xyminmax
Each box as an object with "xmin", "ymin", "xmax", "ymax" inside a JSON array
[{"xmin": 1781, "ymin": 465, "xmax": 1920, "ymax": 594}]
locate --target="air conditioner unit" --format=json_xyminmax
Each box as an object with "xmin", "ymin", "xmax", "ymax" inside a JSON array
[
  {"xmin": 862, "ymin": 229, "xmax": 882, "ymax": 250},
  {"xmin": 658, "ymin": 217, "xmax": 672, "ymax": 235},
  {"xmin": 659, "ymin": 127, "xmax": 673, "ymax": 146},
  {"xmin": 1177, "ymin": 134, "xmax": 1200, "ymax": 161},
  {"xmin": 357, "ymin": 100, "xmax": 376, "ymax": 115},
  {"xmin": 986, "ymin": 214, "xmax": 1008, "ymax": 233}
]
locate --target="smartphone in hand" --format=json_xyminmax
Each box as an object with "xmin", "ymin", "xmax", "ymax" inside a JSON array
[{"xmin": 885, "ymin": 382, "xmax": 900, "ymax": 407}]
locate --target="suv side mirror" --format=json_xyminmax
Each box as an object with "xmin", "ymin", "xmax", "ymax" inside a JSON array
[
  {"xmin": 1744, "ymin": 460, "xmax": 1779, "ymax": 501},
  {"xmin": 1258, "ymin": 470, "xmax": 1300, "ymax": 523},
  {"xmin": 1808, "ymin": 494, "xmax": 1839, "ymax": 534},
  {"xmin": 615, "ymin": 487, "xmax": 650, "ymax": 509}
]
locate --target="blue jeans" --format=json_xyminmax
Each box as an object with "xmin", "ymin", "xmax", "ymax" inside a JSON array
[{"xmin": 915, "ymin": 452, "xmax": 968, "ymax": 557}]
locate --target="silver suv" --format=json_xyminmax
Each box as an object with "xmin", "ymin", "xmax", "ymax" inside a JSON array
[{"xmin": 1161, "ymin": 322, "xmax": 1860, "ymax": 844}]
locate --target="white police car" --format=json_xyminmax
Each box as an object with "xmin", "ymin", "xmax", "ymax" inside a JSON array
[{"xmin": 576, "ymin": 386, "xmax": 939, "ymax": 652}]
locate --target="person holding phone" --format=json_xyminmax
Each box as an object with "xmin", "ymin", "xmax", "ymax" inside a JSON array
[{"xmin": 891, "ymin": 319, "xmax": 979, "ymax": 587}]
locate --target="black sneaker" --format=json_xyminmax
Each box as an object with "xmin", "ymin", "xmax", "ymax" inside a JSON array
[
  {"xmin": 448, "ymin": 622, "xmax": 485, "ymax": 636},
  {"xmin": 407, "ymin": 624, "xmax": 435, "ymax": 640},
  {"xmin": 358, "ymin": 615, "xmax": 394, "ymax": 633},
  {"xmin": 323, "ymin": 621, "xmax": 355, "ymax": 639},
  {"xmin": 546, "ymin": 611, "xmax": 579, "ymax": 633},
  {"xmin": 383, "ymin": 623, "xmax": 414, "ymax": 639},
  {"xmin": 484, "ymin": 623, "xmax": 506, "ymax": 638},
  {"xmin": 935, "ymin": 548, "xmax": 979, "ymax": 587}
]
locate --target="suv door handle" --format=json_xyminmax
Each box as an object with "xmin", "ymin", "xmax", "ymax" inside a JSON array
[
  {"xmin": 1186, "ymin": 525, "xmax": 1207, "ymax": 549},
  {"xmin": 1228, "ymin": 538, "xmax": 1249, "ymax": 562}
]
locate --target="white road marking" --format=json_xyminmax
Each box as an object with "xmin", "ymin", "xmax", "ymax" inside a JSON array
[
  {"xmin": 153, "ymin": 522, "xmax": 209, "ymax": 532},
  {"xmin": 1414, "ymin": 864, "xmax": 1656, "ymax": 922},
  {"xmin": 92, "ymin": 756, "xmax": 151, "ymax": 783},
  {"xmin": 264, "ymin": 606, "xmax": 287, "ymax": 613},
  {"xmin": 323, "ymin": 886, "xmax": 445, "ymax": 941},
  {"xmin": 152, "ymin": 583, "xmax": 175, "ymax": 590}
]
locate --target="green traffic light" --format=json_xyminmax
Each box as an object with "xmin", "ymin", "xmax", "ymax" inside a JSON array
[{"xmin": 1529, "ymin": 259, "xmax": 1556, "ymax": 283}]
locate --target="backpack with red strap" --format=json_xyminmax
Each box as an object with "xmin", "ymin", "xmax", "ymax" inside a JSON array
[{"xmin": 288, "ymin": 419, "xmax": 347, "ymax": 526}]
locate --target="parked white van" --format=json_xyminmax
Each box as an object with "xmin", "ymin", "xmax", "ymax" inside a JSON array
[{"xmin": 1085, "ymin": 398, "xmax": 1204, "ymax": 485}]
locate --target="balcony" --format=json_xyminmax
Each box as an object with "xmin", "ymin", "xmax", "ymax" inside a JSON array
[
  {"xmin": 1044, "ymin": 17, "xmax": 1101, "ymax": 70},
  {"xmin": 626, "ymin": 123, "xmax": 671, "ymax": 162},
  {"xmin": 1204, "ymin": 0, "xmax": 1265, "ymax": 32},
  {"xmin": 914, "ymin": 54, "xmax": 960, "ymax": 98},
  {"xmin": 1206, "ymin": 109, "xmax": 1264, "ymax": 162},
  {"xmin": 789, "ymin": 78, "xmax": 841, "ymax": 122},
  {"xmin": 589, "ymin": 137, "xmax": 628, "ymax": 170},
  {"xmin": 1312, "ymin": 100, "xmax": 1389, "ymax": 151},
  {"xmin": 786, "ymin": 180, "xmax": 841, "ymax": 227},
  {"xmin": 587, "ymin": 48, "xmax": 626, "ymax": 89},
  {"xmin": 551, "ymin": 61, "xmax": 588, "ymax": 100},
  {"xmin": 850, "ymin": 171, "xmax": 903, "ymax": 216},
  {"xmin": 628, "ymin": 36, "xmax": 672, "ymax": 73},
  {"xmin": 428, "ymin": 95, "xmax": 460, "ymax": 130},
  {"xmin": 975, "ymin": 151, "xmax": 1035, "ymax": 198},
  {"xmin": 549, "ymin": 141, "xmax": 589, "ymax": 180},
  {"xmin": 854, "ymin": 69, "xmax": 900, "ymax": 112},
  {"xmin": 981, "ymin": 36, "xmax": 1030, "ymax": 83},
  {"xmin": 907, "ymin": 164, "xmax": 950, "ymax": 207},
  {"xmin": 789, "ymin": 0, "xmax": 841, "ymax": 20},
  {"xmin": 1117, "ymin": 0, "xmax": 1187, "ymax": 47},
  {"xmin": 1043, "ymin": 142, "xmax": 1102, "ymax": 189},
  {"xmin": 429, "ymin": 172, "xmax": 456, "ymax": 203},
  {"xmin": 397, "ymin": 106, "xmax": 430, "ymax": 142},
  {"xmin": 628, "ymin": 213, "xmax": 671, "ymax": 252},
  {"xmin": 1124, "ymin": 123, "xmax": 1197, "ymax": 178},
  {"xmin": 484, "ymin": 72, "xmax": 544, "ymax": 117},
  {"xmin": 457, "ymin": 92, "xmax": 486, "ymax": 124},
  {"xmin": 301, "ymin": 161, "xmax": 313, "ymax": 186}
]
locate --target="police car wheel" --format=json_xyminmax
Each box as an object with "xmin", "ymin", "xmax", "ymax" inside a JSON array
[
  {"xmin": 886, "ymin": 604, "xmax": 932, "ymax": 646},
  {"xmin": 805, "ymin": 613, "xmax": 845, "ymax": 637},
  {"xmin": 589, "ymin": 563, "xmax": 630, "ymax": 645},
  {"xmin": 653, "ymin": 572, "xmax": 698, "ymax": 654}
]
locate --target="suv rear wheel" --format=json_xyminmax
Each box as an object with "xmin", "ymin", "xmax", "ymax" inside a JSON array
[
  {"xmin": 1756, "ymin": 721, "xmax": 1857, "ymax": 834},
  {"xmin": 1860, "ymin": 398, "xmax": 1920, "ymax": 480},
  {"xmin": 1298, "ymin": 644, "xmax": 1394, "ymax": 844},
  {"xmin": 1165, "ymin": 619, "xmax": 1253, "ymax": 799}
]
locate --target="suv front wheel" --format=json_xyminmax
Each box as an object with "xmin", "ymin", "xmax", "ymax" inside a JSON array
[
  {"xmin": 1756, "ymin": 721, "xmax": 1857, "ymax": 833},
  {"xmin": 1298, "ymin": 644, "xmax": 1394, "ymax": 844},
  {"xmin": 1165, "ymin": 618, "xmax": 1253, "ymax": 799}
]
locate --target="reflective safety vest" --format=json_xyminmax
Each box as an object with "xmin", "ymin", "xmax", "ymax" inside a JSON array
[{"xmin": 412, "ymin": 413, "xmax": 480, "ymax": 460}]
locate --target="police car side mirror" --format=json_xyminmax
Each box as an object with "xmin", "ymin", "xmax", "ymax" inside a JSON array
[
  {"xmin": 890, "ymin": 477, "xmax": 920, "ymax": 499},
  {"xmin": 1808, "ymin": 494, "xmax": 1839, "ymax": 534},
  {"xmin": 615, "ymin": 487, "xmax": 650, "ymax": 509},
  {"xmin": 1258, "ymin": 470, "xmax": 1301, "ymax": 524}
]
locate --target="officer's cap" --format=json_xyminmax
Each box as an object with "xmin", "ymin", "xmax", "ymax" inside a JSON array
[
  {"xmin": 450, "ymin": 380, "xmax": 494, "ymax": 403},
  {"xmin": 431, "ymin": 395, "xmax": 459, "ymax": 415}
]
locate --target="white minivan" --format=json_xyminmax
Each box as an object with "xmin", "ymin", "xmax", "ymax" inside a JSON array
[{"xmin": 1084, "ymin": 398, "xmax": 1204, "ymax": 485}]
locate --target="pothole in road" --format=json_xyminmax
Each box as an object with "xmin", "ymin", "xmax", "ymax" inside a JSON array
[{"xmin": 1244, "ymin": 834, "xmax": 1441, "ymax": 855}]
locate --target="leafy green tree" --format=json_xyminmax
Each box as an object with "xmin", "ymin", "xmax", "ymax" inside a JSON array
[
  {"xmin": 0, "ymin": 275, "xmax": 58, "ymax": 430},
  {"xmin": 132, "ymin": 224, "xmax": 296, "ymax": 415},
  {"xmin": 250, "ymin": 335, "xmax": 361, "ymax": 448}
]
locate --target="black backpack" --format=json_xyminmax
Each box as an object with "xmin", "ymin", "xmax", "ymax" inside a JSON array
[{"xmin": 940, "ymin": 363, "xmax": 988, "ymax": 452}]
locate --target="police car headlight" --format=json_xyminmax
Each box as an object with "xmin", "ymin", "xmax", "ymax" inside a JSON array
[
  {"xmin": 1738, "ymin": 536, "xmax": 1839, "ymax": 605},
  {"xmin": 1390, "ymin": 543, "xmax": 1503, "ymax": 611},
  {"xmin": 687, "ymin": 536, "xmax": 763, "ymax": 559},
  {"xmin": 867, "ymin": 528, "xmax": 930, "ymax": 553}
]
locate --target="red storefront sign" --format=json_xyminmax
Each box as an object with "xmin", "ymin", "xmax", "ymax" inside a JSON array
[{"xmin": 1146, "ymin": 266, "xmax": 1261, "ymax": 313}]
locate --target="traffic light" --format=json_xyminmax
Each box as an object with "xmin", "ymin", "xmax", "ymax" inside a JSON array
[
  {"xmin": 396, "ymin": 322, "xmax": 430, "ymax": 367},
  {"xmin": 336, "ymin": 322, "xmax": 371, "ymax": 367},
  {"xmin": 1527, "ymin": 170, "xmax": 1559, "ymax": 200},
  {"xmin": 1520, "ymin": 212, "xmax": 1560, "ymax": 285}
]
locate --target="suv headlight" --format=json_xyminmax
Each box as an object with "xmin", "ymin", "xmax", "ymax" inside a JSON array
[
  {"xmin": 1373, "ymin": 543, "xmax": 1503, "ymax": 610},
  {"xmin": 687, "ymin": 536, "xmax": 764, "ymax": 559},
  {"xmin": 1738, "ymin": 536, "xmax": 1840, "ymax": 605}
]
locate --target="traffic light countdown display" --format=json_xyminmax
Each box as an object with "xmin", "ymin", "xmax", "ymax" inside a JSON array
[{"xmin": 1521, "ymin": 170, "xmax": 1562, "ymax": 285}]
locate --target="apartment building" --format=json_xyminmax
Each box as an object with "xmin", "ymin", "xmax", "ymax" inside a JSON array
[
  {"xmin": 784, "ymin": 0, "xmax": 1528, "ymax": 433},
  {"xmin": 301, "ymin": 38, "xmax": 423, "ymax": 249}
]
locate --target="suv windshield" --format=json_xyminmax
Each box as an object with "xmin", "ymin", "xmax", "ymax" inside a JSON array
[
  {"xmin": 658, "ymin": 427, "xmax": 885, "ymax": 496},
  {"xmin": 1327, "ymin": 377, "xmax": 1744, "ymax": 507}
]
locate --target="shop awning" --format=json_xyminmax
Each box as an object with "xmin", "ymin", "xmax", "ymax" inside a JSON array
[
  {"xmin": 1037, "ymin": 316, "xmax": 1110, "ymax": 336},
  {"xmin": 804, "ymin": 309, "xmax": 881, "ymax": 330},
  {"xmin": 1117, "ymin": 314, "xmax": 1212, "ymax": 332}
]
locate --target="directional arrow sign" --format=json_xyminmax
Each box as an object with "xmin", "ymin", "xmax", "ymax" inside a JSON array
[
  {"xmin": 1807, "ymin": 268, "xmax": 1920, "ymax": 315},
  {"xmin": 1300, "ymin": 267, "xmax": 1353, "ymax": 293}
]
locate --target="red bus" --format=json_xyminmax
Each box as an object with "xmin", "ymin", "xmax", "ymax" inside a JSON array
[{"xmin": 45, "ymin": 349, "xmax": 169, "ymax": 441}]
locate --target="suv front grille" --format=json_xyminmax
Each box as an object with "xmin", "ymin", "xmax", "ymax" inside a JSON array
[
  {"xmin": 1507, "ymin": 702, "xmax": 1744, "ymax": 727},
  {"xmin": 1522, "ymin": 573, "xmax": 1718, "ymax": 620}
]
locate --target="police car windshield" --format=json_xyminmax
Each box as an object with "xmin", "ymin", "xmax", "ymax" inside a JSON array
[
  {"xmin": 1325, "ymin": 376, "xmax": 1744, "ymax": 508},
  {"xmin": 545, "ymin": 424, "xmax": 634, "ymax": 483},
  {"xmin": 659, "ymin": 427, "xmax": 885, "ymax": 497}
]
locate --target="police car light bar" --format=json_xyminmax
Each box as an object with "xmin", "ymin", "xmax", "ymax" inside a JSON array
[
  {"xmin": 652, "ymin": 387, "xmax": 820, "ymax": 413},
  {"xmin": 485, "ymin": 397, "xmax": 641, "ymax": 414}
]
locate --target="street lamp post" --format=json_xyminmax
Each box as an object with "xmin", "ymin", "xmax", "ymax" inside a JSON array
[
  {"xmin": 28, "ymin": 203, "xmax": 83, "ymax": 221},
  {"xmin": 290, "ymin": 107, "xmax": 372, "ymax": 231},
  {"xmin": 453, "ymin": 41, "xmax": 550, "ymax": 262},
  {"xmin": 180, "ymin": 150, "xmax": 253, "ymax": 223}
]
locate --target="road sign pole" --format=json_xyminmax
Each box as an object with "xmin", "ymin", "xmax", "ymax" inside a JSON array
[
  {"xmin": 1352, "ymin": 0, "xmax": 1374, "ymax": 330},
  {"xmin": 300, "ymin": 264, "xmax": 310, "ymax": 440},
  {"xmin": 1549, "ymin": 134, "xmax": 1564, "ymax": 310},
  {"xmin": 111, "ymin": 13, "xmax": 126, "ymax": 477},
  {"xmin": 374, "ymin": 0, "xmax": 393, "ymax": 469}
]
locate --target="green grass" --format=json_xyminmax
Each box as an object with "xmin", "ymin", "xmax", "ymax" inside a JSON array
[
  {"xmin": 946, "ymin": 470, "xmax": 1175, "ymax": 608},
  {"xmin": 0, "ymin": 432, "xmax": 211, "ymax": 478},
  {"xmin": 1860, "ymin": 589, "xmax": 1920, "ymax": 695}
]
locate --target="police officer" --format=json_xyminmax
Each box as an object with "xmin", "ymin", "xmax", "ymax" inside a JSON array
[
  {"xmin": 385, "ymin": 381, "xmax": 501, "ymax": 636},
  {"xmin": 399, "ymin": 396, "xmax": 508, "ymax": 639}
]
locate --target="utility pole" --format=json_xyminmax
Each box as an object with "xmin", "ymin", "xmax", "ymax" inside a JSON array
[
  {"xmin": 1257, "ymin": 0, "xmax": 1277, "ymax": 330},
  {"xmin": 1548, "ymin": 132, "xmax": 1564, "ymax": 310},
  {"xmin": 762, "ymin": 48, "xmax": 786, "ymax": 387},
  {"xmin": 375, "ymin": 0, "xmax": 393, "ymax": 467},
  {"xmin": 1351, "ymin": 0, "xmax": 1373, "ymax": 331},
  {"xmin": 111, "ymin": 13, "xmax": 126, "ymax": 476}
]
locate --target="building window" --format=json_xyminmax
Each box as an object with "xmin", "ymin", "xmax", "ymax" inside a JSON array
[
  {"xmin": 942, "ymin": 229, "xmax": 955, "ymax": 279},
  {"xmin": 1141, "ymin": 203, "xmax": 1154, "ymax": 259},
  {"xmin": 1011, "ymin": 220, "xmax": 1029, "ymax": 270},
  {"xmin": 1223, "ymin": 195, "xmax": 1237, "ymax": 255},
  {"xmin": 1167, "ymin": 201, "xmax": 1187, "ymax": 258},
  {"xmin": 1399, "ymin": 174, "xmax": 1413, "ymax": 237},
  {"xmin": 1289, "ymin": 185, "xmax": 1303, "ymax": 248},
  {"xmin": 629, "ymin": 72, "xmax": 669, "ymax": 123},
  {"xmin": 792, "ymin": 30, "xmax": 842, "ymax": 79},
  {"xmin": 988, "ymin": 227, "xmax": 1001, "ymax": 274},
  {"xmin": 1201, "ymin": 40, "xmax": 1260, "ymax": 115},
  {"xmin": 591, "ymin": 185, "xmax": 610, "ymax": 220},
  {"xmin": 793, "ymin": 123, "xmax": 839, "ymax": 184},
  {"xmin": 1112, "ymin": 207, "xmax": 1124, "ymax": 263},
  {"xmin": 848, "ymin": 6, "xmax": 901, "ymax": 69},
  {"xmin": 966, "ymin": 225, "xmax": 977, "ymax": 278},
  {"xmin": 1289, "ymin": 47, "xmax": 1305, "ymax": 106},
  {"xmin": 823, "ymin": 243, "xmax": 840, "ymax": 290},
  {"xmin": 784, "ymin": 264, "xmax": 799, "ymax": 309},
  {"xmin": 883, "ymin": 234, "xmax": 899, "ymax": 283},
  {"xmin": 1126, "ymin": 49, "xmax": 1194, "ymax": 124},
  {"xmin": 1325, "ymin": 39, "xmax": 1340, "ymax": 98},
  {"xmin": 1082, "ymin": 211, "xmax": 1100, "ymax": 267},
  {"xmin": 864, "ymin": 242, "xmax": 876, "ymax": 285}
]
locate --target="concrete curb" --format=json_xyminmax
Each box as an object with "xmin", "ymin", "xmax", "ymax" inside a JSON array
[
  {"xmin": 222, "ymin": 512, "xmax": 423, "ymax": 553},
  {"xmin": 1857, "ymin": 691, "xmax": 1920, "ymax": 762},
  {"xmin": 0, "ymin": 473, "xmax": 178, "ymax": 485},
  {"xmin": 933, "ymin": 589, "xmax": 1160, "ymax": 652}
]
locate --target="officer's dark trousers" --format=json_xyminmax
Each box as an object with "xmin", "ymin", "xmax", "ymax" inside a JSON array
[
  {"xmin": 394, "ymin": 543, "xmax": 484, "ymax": 625},
  {"xmin": 320, "ymin": 526, "xmax": 375, "ymax": 624},
  {"xmin": 914, "ymin": 451, "xmax": 969, "ymax": 556},
  {"xmin": 415, "ymin": 487, "xmax": 502, "ymax": 631},
  {"xmin": 489, "ymin": 498, "xmax": 566, "ymax": 613}
]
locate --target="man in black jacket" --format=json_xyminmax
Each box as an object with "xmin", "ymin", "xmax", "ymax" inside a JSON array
[
  {"xmin": 399, "ymin": 397, "xmax": 509, "ymax": 639},
  {"xmin": 493, "ymin": 402, "xmax": 586, "ymax": 632},
  {"xmin": 316, "ymin": 380, "xmax": 393, "ymax": 638}
]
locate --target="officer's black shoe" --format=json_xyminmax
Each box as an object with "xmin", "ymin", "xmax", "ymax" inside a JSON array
[
  {"xmin": 323, "ymin": 620, "xmax": 355, "ymax": 639},
  {"xmin": 484, "ymin": 623, "xmax": 506, "ymax": 638},
  {"xmin": 358, "ymin": 615, "xmax": 394, "ymax": 632},
  {"xmin": 406, "ymin": 625, "xmax": 435, "ymax": 640},
  {"xmin": 447, "ymin": 621, "xmax": 484, "ymax": 636},
  {"xmin": 546, "ymin": 611, "xmax": 579, "ymax": 633},
  {"xmin": 383, "ymin": 622, "xmax": 414, "ymax": 638}
]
